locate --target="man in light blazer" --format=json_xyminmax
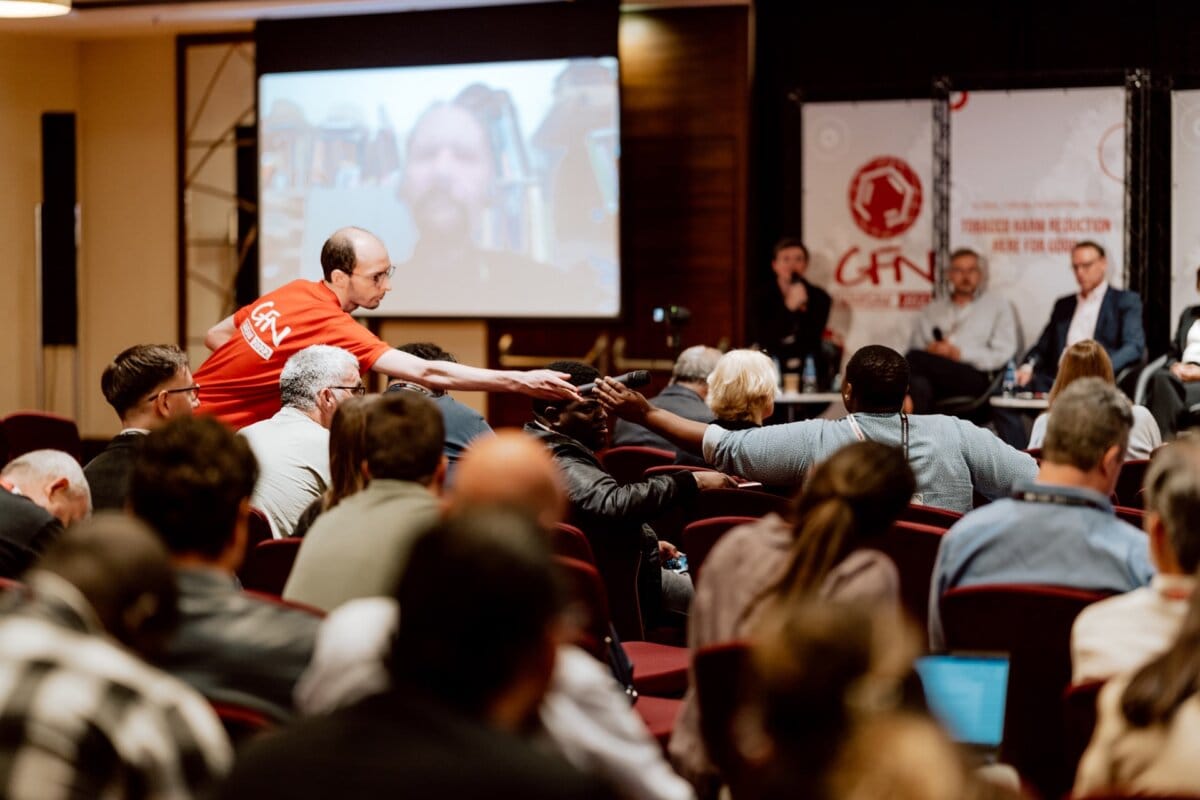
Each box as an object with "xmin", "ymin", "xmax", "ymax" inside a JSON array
[{"xmin": 1016, "ymin": 240, "xmax": 1145, "ymax": 393}]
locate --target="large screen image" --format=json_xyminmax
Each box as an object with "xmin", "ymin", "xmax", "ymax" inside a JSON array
[{"xmin": 259, "ymin": 57, "xmax": 620, "ymax": 318}]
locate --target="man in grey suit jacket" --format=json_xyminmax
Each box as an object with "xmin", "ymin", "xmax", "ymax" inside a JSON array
[{"xmin": 1016, "ymin": 241, "xmax": 1145, "ymax": 393}]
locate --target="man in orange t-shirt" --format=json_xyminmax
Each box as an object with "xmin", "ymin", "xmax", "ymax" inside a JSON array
[{"xmin": 194, "ymin": 227, "xmax": 576, "ymax": 430}]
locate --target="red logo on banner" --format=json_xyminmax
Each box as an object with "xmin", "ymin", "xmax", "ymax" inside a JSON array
[{"xmin": 847, "ymin": 156, "xmax": 923, "ymax": 239}]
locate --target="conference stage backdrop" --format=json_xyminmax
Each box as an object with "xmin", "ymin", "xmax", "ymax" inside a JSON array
[
  {"xmin": 801, "ymin": 100, "xmax": 935, "ymax": 363},
  {"xmin": 949, "ymin": 87, "xmax": 1126, "ymax": 353},
  {"xmin": 1173, "ymin": 89, "xmax": 1200, "ymax": 321}
]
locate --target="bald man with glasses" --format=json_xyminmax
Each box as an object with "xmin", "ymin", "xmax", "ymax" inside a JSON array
[{"xmin": 195, "ymin": 226, "xmax": 577, "ymax": 430}]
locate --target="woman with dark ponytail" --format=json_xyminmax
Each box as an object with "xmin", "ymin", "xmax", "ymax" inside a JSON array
[{"xmin": 668, "ymin": 440, "xmax": 917, "ymax": 792}]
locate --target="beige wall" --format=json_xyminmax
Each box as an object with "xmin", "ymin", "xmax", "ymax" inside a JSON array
[{"xmin": 0, "ymin": 34, "xmax": 176, "ymax": 438}]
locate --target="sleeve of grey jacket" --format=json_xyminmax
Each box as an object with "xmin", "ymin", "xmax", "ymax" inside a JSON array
[
  {"xmin": 957, "ymin": 420, "xmax": 1038, "ymax": 500},
  {"xmin": 702, "ymin": 423, "xmax": 816, "ymax": 486}
]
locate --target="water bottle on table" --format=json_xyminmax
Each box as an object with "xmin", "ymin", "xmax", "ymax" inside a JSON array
[
  {"xmin": 1002, "ymin": 359, "xmax": 1016, "ymax": 397},
  {"xmin": 802, "ymin": 355, "xmax": 818, "ymax": 394}
]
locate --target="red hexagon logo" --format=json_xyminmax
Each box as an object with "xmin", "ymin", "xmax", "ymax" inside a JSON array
[{"xmin": 847, "ymin": 156, "xmax": 923, "ymax": 239}]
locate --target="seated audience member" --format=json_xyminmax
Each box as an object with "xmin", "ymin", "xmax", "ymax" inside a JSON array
[
  {"xmin": 86, "ymin": 343, "xmax": 198, "ymax": 510},
  {"xmin": 1027, "ymin": 340, "xmax": 1160, "ymax": 459},
  {"xmin": 219, "ymin": 510, "xmax": 607, "ymax": 800},
  {"xmin": 906, "ymin": 248, "xmax": 1019, "ymax": 415},
  {"xmin": 610, "ymin": 345, "xmax": 723, "ymax": 467},
  {"xmin": 291, "ymin": 396, "xmax": 373, "ymax": 538},
  {"xmin": 1144, "ymin": 266, "xmax": 1200, "ymax": 439},
  {"xmin": 0, "ymin": 513, "xmax": 230, "ymax": 798},
  {"xmin": 749, "ymin": 237, "xmax": 832, "ymax": 387},
  {"xmin": 1015, "ymin": 240, "xmax": 1145, "ymax": 393},
  {"xmin": 928, "ymin": 378, "xmax": 1154, "ymax": 650},
  {"xmin": 526, "ymin": 361, "xmax": 734, "ymax": 630},
  {"xmin": 1075, "ymin": 567, "xmax": 1200, "ymax": 797},
  {"xmin": 128, "ymin": 416, "xmax": 320, "ymax": 721},
  {"xmin": 597, "ymin": 345, "xmax": 1037, "ymax": 514},
  {"xmin": 1072, "ymin": 439, "xmax": 1200, "ymax": 683},
  {"xmin": 239, "ymin": 344, "xmax": 362, "ymax": 537},
  {"xmin": 0, "ymin": 449, "xmax": 90, "ymax": 577},
  {"xmin": 284, "ymin": 392, "xmax": 445, "ymax": 612},
  {"xmin": 706, "ymin": 349, "xmax": 777, "ymax": 429},
  {"xmin": 386, "ymin": 342, "xmax": 494, "ymax": 483},
  {"xmin": 295, "ymin": 431, "xmax": 695, "ymax": 800},
  {"xmin": 670, "ymin": 441, "xmax": 915, "ymax": 791}
]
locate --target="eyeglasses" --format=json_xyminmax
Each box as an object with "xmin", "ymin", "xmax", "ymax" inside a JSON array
[
  {"xmin": 149, "ymin": 385, "xmax": 201, "ymax": 403},
  {"xmin": 331, "ymin": 384, "xmax": 368, "ymax": 397},
  {"xmin": 351, "ymin": 265, "xmax": 396, "ymax": 287}
]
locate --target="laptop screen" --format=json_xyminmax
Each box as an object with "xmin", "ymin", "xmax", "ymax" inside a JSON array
[{"xmin": 915, "ymin": 653, "xmax": 1009, "ymax": 748}]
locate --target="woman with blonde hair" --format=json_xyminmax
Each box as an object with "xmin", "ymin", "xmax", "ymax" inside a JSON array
[
  {"xmin": 1027, "ymin": 340, "xmax": 1160, "ymax": 458},
  {"xmin": 706, "ymin": 349, "xmax": 779, "ymax": 428}
]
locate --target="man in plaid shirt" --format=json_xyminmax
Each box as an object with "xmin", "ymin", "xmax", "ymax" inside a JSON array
[{"xmin": 0, "ymin": 513, "xmax": 231, "ymax": 799}]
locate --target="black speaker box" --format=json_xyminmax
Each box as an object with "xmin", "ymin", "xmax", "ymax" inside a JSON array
[{"xmin": 41, "ymin": 112, "xmax": 77, "ymax": 347}]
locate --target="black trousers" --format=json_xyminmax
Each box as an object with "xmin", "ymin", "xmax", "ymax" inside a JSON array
[
  {"xmin": 906, "ymin": 350, "xmax": 993, "ymax": 414},
  {"xmin": 1144, "ymin": 368, "xmax": 1200, "ymax": 438}
]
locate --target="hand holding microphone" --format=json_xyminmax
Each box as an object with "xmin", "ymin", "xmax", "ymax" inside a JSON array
[
  {"xmin": 577, "ymin": 370, "xmax": 651, "ymax": 395},
  {"xmin": 590, "ymin": 373, "xmax": 653, "ymax": 423}
]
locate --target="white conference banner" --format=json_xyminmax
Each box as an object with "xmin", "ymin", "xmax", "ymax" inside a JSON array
[
  {"xmin": 1172, "ymin": 89, "xmax": 1200, "ymax": 321},
  {"xmin": 802, "ymin": 100, "xmax": 935, "ymax": 364},
  {"xmin": 949, "ymin": 87, "xmax": 1126, "ymax": 354}
]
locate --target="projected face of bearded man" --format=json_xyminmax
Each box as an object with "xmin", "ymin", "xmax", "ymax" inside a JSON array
[{"xmin": 402, "ymin": 103, "xmax": 494, "ymax": 244}]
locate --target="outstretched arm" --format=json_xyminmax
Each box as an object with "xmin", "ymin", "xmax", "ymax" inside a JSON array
[
  {"xmin": 593, "ymin": 378, "xmax": 708, "ymax": 454},
  {"xmin": 205, "ymin": 315, "xmax": 237, "ymax": 351},
  {"xmin": 372, "ymin": 348, "xmax": 579, "ymax": 401}
]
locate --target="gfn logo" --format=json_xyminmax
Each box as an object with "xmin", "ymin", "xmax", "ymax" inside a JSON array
[{"xmin": 847, "ymin": 156, "xmax": 923, "ymax": 239}]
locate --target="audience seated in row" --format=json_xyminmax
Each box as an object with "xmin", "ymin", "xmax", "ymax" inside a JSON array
[
  {"xmin": 1027, "ymin": 339, "xmax": 1160, "ymax": 460},
  {"xmin": 1072, "ymin": 438, "xmax": 1200, "ymax": 684},
  {"xmin": 0, "ymin": 449, "xmax": 90, "ymax": 577},
  {"xmin": 928, "ymin": 378, "xmax": 1153, "ymax": 650},
  {"xmin": 595, "ymin": 345, "xmax": 1037, "ymax": 514},
  {"xmin": 670, "ymin": 441, "xmax": 914, "ymax": 793}
]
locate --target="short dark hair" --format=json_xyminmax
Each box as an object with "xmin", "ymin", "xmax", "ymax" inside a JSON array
[
  {"xmin": 397, "ymin": 342, "xmax": 456, "ymax": 363},
  {"xmin": 101, "ymin": 344, "xmax": 189, "ymax": 418},
  {"xmin": 128, "ymin": 416, "xmax": 259, "ymax": 559},
  {"xmin": 949, "ymin": 247, "xmax": 980, "ymax": 263},
  {"xmin": 320, "ymin": 231, "xmax": 357, "ymax": 281},
  {"xmin": 845, "ymin": 346, "xmax": 909, "ymax": 411},
  {"xmin": 532, "ymin": 360, "xmax": 599, "ymax": 418},
  {"xmin": 773, "ymin": 237, "xmax": 809, "ymax": 260},
  {"xmin": 364, "ymin": 392, "xmax": 444, "ymax": 484},
  {"xmin": 1073, "ymin": 240, "xmax": 1106, "ymax": 259},
  {"xmin": 391, "ymin": 508, "xmax": 564, "ymax": 715}
]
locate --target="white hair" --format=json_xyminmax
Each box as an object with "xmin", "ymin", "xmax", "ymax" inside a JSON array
[
  {"xmin": 707, "ymin": 349, "xmax": 778, "ymax": 424},
  {"xmin": 2, "ymin": 449, "xmax": 91, "ymax": 509},
  {"xmin": 279, "ymin": 345, "xmax": 359, "ymax": 411}
]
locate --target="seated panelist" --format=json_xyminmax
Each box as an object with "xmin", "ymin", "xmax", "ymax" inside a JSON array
[{"xmin": 1144, "ymin": 266, "xmax": 1200, "ymax": 439}]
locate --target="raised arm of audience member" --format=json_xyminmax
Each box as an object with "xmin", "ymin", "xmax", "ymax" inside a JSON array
[{"xmin": 595, "ymin": 379, "xmax": 709, "ymax": 455}]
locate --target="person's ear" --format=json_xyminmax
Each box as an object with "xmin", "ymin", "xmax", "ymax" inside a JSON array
[
  {"xmin": 540, "ymin": 405, "xmax": 562, "ymax": 427},
  {"xmin": 44, "ymin": 476, "xmax": 69, "ymax": 502},
  {"xmin": 151, "ymin": 390, "xmax": 171, "ymax": 419},
  {"xmin": 1145, "ymin": 510, "xmax": 1180, "ymax": 573},
  {"xmin": 430, "ymin": 455, "xmax": 448, "ymax": 496}
]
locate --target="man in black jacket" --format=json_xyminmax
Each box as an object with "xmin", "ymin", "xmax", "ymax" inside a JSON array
[
  {"xmin": 0, "ymin": 450, "xmax": 91, "ymax": 577},
  {"xmin": 525, "ymin": 361, "xmax": 732, "ymax": 637}
]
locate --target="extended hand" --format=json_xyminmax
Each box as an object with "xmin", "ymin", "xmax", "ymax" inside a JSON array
[
  {"xmin": 783, "ymin": 281, "xmax": 809, "ymax": 312},
  {"xmin": 519, "ymin": 370, "xmax": 580, "ymax": 401},
  {"xmin": 658, "ymin": 540, "xmax": 680, "ymax": 560},
  {"xmin": 927, "ymin": 340, "xmax": 960, "ymax": 361},
  {"xmin": 593, "ymin": 377, "xmax": 652, "ymax": 423},
  {"xmin": 1171, "ymin": 362, "xmax": 1200, "ymax": 382},
  {"xmin": 1015, "ymin": 364, "xmax": 1034, "ymax": 387},
  {"xmin": 693, "ymin": 471, "xmax": 738, "ymax": 491}
]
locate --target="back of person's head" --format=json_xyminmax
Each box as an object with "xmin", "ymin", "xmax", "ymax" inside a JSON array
[
  {"xmin": 34, "ymin": 511, "xmax": 178, "ymax": 657},
  {"xmin": 397, "ymin": 342, "xmax": 456, "ymax": 363},
  {"xmin": 364, "ymin": 392, "xmax": 444, "ymax": 484},
  {"xmin": 449, "ymin": 430, "xmax": 567, "ymax": 530},
  {"xmin": 824, "ymin": 713, "xmax": 974, "ymax": 800},
  {"xmin": 325, "ymin": 395, "xmax": 375, "ymax": 509},
  {"xmin": 1142, "ymin": 440, "xmax": 1200, "ymax": 573},
  {"xmin": 391, "ymin": 508, "xmax": 565, "ymax": 720},
  {"xmin": 128, "ymin": 416, "xmax": 258, "ymax": 560},
  {"xmin": 531, "ymin": 360, "xmax": 599, "ymax": 418},
  {"xmin": 844, "ymin": 346, "xmax": 909, "ymax": 412},
  {"xmin": 1048, "ymin": 340, "xmax": 1114, "ymax": 406},
  {"xmin": 1, "ymin": 449, "xmax": 91, "ymax": 526},
  {"xmin": 1042, "ymin": 377, "xmax": 1132, "ymax": 471},
  {"xmin": 100, "ymin": 344, "xmax": 189, "ymax": 418},
  {"xmin": 279, "ymin": 345, "xmax": 359, "ymax": 411},
  {"xmin": 773, "ymin": 441, "xmax": 915, "ymax": 602},
  {"xmin": 707, "ymin": 349, "xmax": 778, "ymax": 425},
  {"xmin": 671, "ymin": 345, "xmax": 723, "ymax": 385}
]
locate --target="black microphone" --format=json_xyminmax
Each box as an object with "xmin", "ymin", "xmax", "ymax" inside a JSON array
[
  {"xmin": 932, "ymin": 326, "xmax": 944, "ymax": 342},
  {"xmin": 578, "ymin": 370, "xmax": 652, "ymax": 395}
]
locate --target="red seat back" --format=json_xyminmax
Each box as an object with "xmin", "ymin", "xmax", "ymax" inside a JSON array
[
  {"xmin": 209, "ymin": 699, "xmax": 276, "ymax": 745},
  {"xmin": 553, "ymin": 555, "xmax": 612, "ymax": 659},
  {"xmin": 246, "ymin": 507, "xmax": 274, "ymax": 549},
  {"xmin": 597, "ymin": 446, "xmax": 677, "ymax": 485},
  {"xmin": 896, "ymin": 503, "xmax": 961, "ymax": 529},
  {"xmin": 1113, "ymin": 505, "xmax": 1145, "ymax": 529},
  {"xmin": 2, "ymin": 411, "xmax": 82, "ymax": 463},
  {"xmin": 551, "ymin": 522, "xmax": 596, "ymax": 564},
  {"xmin": 1063, "ymin": 679, "xmax": 1105, "ymax": 784},
  {"xmin": 681, "ymin": 516, "xmax": 756, "ymax": 585},
  {"xmin": 940, "ymin": 584, "xmax": 1111, "ymax": 798},
  {"xmin": 643, "ymin": 464, "xmax": 718, "ymax": 478},
  {"xmin": 237, "ymin": 538, "xmax": 303, "ymax": 596},
  {"xmin": 691, "ymin": 488, "xmax": 790, "ymax": 521},
  {"xmin": 874, "ymin": 521, "xmax": 946, "ymax": 644}
]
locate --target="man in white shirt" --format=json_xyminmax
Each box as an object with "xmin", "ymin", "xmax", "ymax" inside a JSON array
[
  {"xmin": 239, "ymin": 345, "xmax": 362, "ymax": 537},
  {"xmin": 907, "ymin": 248, "xmax": 1019, "ymax": 414},
  {"xmin": 1015, "ymin": 240, "xmax": 1145, "ymax": 393},
  {"xmin": 1071, "ymin": 438, "xmax": 1200, "ymax": 684}
]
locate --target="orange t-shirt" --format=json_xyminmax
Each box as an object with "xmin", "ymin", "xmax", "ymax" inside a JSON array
[{"xmin": 195, "ymin": 280, "xmax": 391, "ymax": 430}]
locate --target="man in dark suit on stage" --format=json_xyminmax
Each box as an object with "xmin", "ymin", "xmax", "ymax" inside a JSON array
[
  {"xmin": 1016, "ymin": 240, "xmax": 1145, "ymax": 393},
  {"xmin": 84, "ymin": 344, "xmax": 199, "ymax": 510}
]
